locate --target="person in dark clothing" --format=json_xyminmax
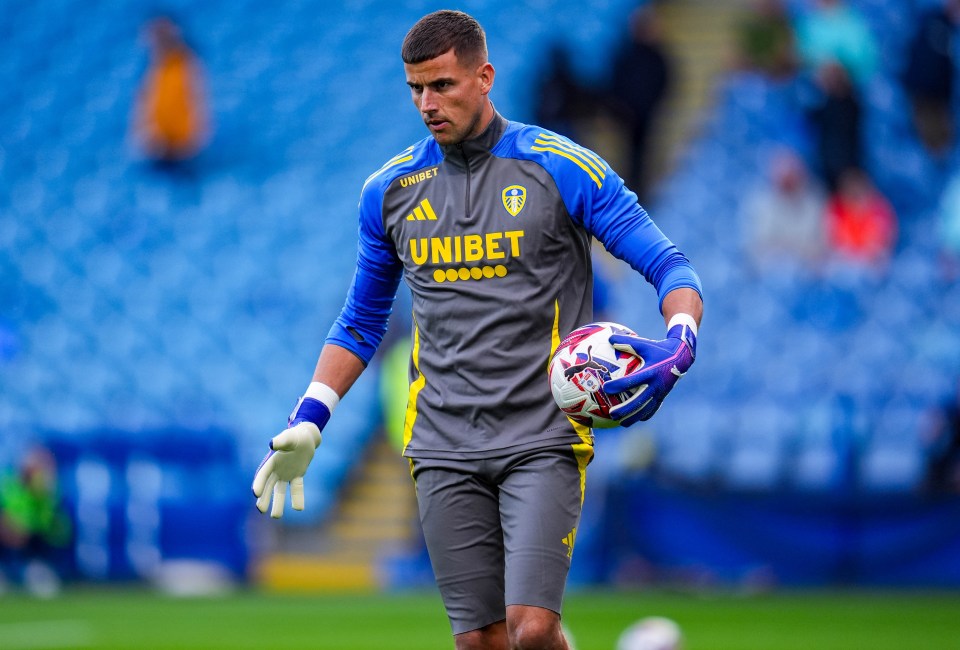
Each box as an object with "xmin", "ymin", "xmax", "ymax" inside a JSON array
[
  {"xmin": 807, "ymin": 60, "xmax": 862, "ymax": 192},
  {"xmin": 925, "ymin": 378, "xmax": 960, "ymax": 493},
  {"xmin": 902, "ymin": 0, "xmax": 959, "ymax": 159},
  {"xmin": 607, "ymin": 5, "xmax": 673, "ymax": 202},
  {"xmin": 534, "ymin": 44, "xmax": 593, "ymax": 141}
]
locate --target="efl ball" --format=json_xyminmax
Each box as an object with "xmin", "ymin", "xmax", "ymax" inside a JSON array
[
  {"xmin": 548, "ymin": 321, "xmax": 644, "ymax": 429},
  {"xmin": 616, "ymin": 616, "xmax": 683, "ymax": 650}
]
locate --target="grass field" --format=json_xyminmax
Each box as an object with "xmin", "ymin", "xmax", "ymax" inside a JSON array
[{"xmin": 1, "ymin": 587, "xmax": 957, "ymax": 649}]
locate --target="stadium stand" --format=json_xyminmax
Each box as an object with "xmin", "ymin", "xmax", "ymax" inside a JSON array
[
  {"xmin": 610, "ymin": 0, "xmax": 960, "ymax": 497},
  {"xmin": 3, "ymin": 0, "xmax": 960, "ymax": 585},
  {"xmin": 0, "ymin": 0, "xmax": 647, "ymax": 559}
]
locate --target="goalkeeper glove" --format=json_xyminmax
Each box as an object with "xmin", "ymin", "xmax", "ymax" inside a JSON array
[
  {"xmin": 252, "ymin": 383, "xmax": 338, "ymax": 518},
  {"xmin": 601, "ymin": 317, "xmax": 697, "ymax": 426}
]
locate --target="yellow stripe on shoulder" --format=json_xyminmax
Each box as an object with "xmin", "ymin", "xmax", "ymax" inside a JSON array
[
  {"xmin": 362, "ymin": 146, "xmax": 416, "ymax": 190},
  {"xmin": 535, "ymin": 133, "xmax": 606, "ymax": 172},
  {"xmin": 532, "ymin": 144, "xmax": 603, "ymax": 188},
  {"xmin": 531, "ymin": 134, "xmax": 606, "ymax": 188}
]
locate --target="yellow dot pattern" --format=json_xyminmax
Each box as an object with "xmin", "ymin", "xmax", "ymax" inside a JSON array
[{"xmin": 433, "ymin": 265, "xmax": 508, "ymax": 282}]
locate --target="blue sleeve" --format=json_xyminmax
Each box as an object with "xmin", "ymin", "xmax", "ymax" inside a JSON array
[
  {"xmin": 550, "ymin": 144, "xmax": 702, "ymax": 311},
  {"xmin": 325, "ymin": 182, "xmax": 403, "ymax": 365}
]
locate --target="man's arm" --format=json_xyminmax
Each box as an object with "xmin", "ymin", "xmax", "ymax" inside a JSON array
[
  {"xmin": 310, "ymin": 343, "xmax": 368, "ymax": 399},
  {"xmin": 253, "ymin": 157, "xmax": 404, "ymax": 517},
  {"xmin": 251, "ymin": 344, "xmax": 368, "ymax": 519},
  {"xmin": 660, "ymin": 287, "xmax": 702, "ymax": 330}
]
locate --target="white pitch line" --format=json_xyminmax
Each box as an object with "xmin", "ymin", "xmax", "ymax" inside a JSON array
[{"xmin": 0, "ymin": 619, "xmax": 95, "ymax": 649}]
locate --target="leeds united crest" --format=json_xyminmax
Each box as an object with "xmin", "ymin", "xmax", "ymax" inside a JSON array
[{"xmin": 501, "ymin": 185, "xmax": 526, "ymax": 217}]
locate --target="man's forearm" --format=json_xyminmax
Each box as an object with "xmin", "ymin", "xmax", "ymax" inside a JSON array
[
  {"xmin": 311, "ymin": 343, "xmax": 368, "ymax": 398},
  {"xmin": 661, "ymin": 287, "xmax": 703, "ymax": 329}
]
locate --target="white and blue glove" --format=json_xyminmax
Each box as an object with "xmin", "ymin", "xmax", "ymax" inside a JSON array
[
  {"xmin": 601, "ymin": 316, "xmax": 697, "ymax": 426},
  {"xmin": 252, "ymin": 383, "xmax": 338, "ymax": 518}
]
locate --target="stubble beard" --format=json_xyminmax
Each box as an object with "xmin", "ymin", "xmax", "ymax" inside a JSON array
[{"xmin": 432, "ymin": 105, "xmax": 485, "ymax": 146}]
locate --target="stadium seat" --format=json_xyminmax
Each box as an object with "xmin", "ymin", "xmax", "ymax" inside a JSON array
[{"xmin": 3, "ymin": 0, "xmax": 957, "ymax": 542}]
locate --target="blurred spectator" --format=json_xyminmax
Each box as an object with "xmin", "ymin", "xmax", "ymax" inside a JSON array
[
  {"xmin": 806, "ymin": 60, "xmax": 862, "ymax": 192},
  {"xmin": 939, "ymin": 168, "xmax": 960, "ymax": 278},
  {"xmin": 824, "ymin": 167, "xmax": 897, "ymax": 267},
  {"xmin": 534, "ymin": 43, "xmax": 594, "ymax": 141},
  {"xmin": 0, "ymin": 446, "xmax": 71, "ymax": 597},
  {"xmin": 606, "ymin": 4, "xmax": 674, "ymax": 202},
  {"xmin": 901, "ymin": 0, "xmax": 960, "ymax": 160},
  {"xmin": 923, "ymin": 377, "xmax": 960, "ymax": 493},
  {"xmin": 740, "ymin": 148, "xmax": 827, "ymax": 269},
  {"xmin": 794, "ymin": 0, "xmax": 879, "ymax": 87},
  {"xmin": 377, "ymin": 287, "xmax": 414, "ymax": 453},
  {"xmin": 379, "ymin": 335, "xmax": 412, "ymax": 453},
  {"xmin": 734, "ymin": 0, "xmax": 799, "ymax": 80},
  {"xmin": 132, "ymin": 15, "xmax": 211, "ymax": 167}
]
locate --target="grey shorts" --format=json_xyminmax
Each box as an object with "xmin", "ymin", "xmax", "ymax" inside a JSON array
[{"xmin": 410, "ymin": 443, "xmax": 593, "ymax": 635}]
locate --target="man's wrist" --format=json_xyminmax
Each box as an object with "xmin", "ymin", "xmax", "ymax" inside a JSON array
[
  {"xmin": 288, "ymin": 382, "xmax": 338, "ymax": 432},
  {"xmin": 666, "ymin": 313, "xmax": 697, "ymax": 360},
  {"xmin": 304, "ymin": 382, "xmax": 340, "ymax": 412},
  {"xmin": 666, "ymin": 313, "xmax": 698, "ymax": 337}
]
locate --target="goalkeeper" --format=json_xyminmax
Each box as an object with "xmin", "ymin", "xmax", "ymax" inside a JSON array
[{"xmin": 253, "ymin": 10, "xmax": 702, "ymax": 650}]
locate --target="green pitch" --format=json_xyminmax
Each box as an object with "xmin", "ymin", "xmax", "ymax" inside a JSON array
[{"xmin": 0, "ymin": 588, "xmax": 957, "ymax": 649}]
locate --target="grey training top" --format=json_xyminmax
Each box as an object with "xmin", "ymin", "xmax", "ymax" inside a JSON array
[{"xmin": 327, "ymin": 112, "xmax": 702, "ymax": 459}]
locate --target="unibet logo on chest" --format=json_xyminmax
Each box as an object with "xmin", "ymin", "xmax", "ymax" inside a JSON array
[
  {"xmin": 409, "ymin": 230, "xmax": 525, "ymax": 282},
  {"xmin": 410, "ymin": 230, "xmax": 524, "ymax": 265}
]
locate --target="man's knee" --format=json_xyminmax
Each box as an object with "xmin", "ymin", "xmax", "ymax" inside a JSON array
[
  {"xmin": 455, "ymin": 621, "xmax": 508, "ymax": 650},
  {"xmin": 506, "ymin": 606, "xmax": 567, "ymax": 650}
]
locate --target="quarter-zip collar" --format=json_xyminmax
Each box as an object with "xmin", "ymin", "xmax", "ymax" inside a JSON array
[{"xmin": 440, "ymin": 111, "xmax": 507, "ymax": 170}]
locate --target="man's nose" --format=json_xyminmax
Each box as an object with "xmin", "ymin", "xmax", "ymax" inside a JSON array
[{"xmin": 420, "ymin": 88, "xmax": 437, "ymax": 113}]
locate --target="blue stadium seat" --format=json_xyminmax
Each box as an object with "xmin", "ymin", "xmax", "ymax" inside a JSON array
[
  {"xmin": 651, "ymin": 401, "xmax": 721, "ymax": 484},
  {"xmin": 3, "ymin": 0, "xmax": 956, "ymax": 524},
  {"xmin": 723, "ymin": 400, "xmax": 794, "ymax": 491}
]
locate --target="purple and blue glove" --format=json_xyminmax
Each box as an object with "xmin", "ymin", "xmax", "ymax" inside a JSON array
[
  {"xmin": 602, "ymin": 322, "xmax": 697, "ymax": 426},
  {"xmin": 252, "ymin": 389, "xmax": 335, "ymax": 518}
]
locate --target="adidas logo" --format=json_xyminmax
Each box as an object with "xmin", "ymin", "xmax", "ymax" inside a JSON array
[
  {"xmin": 562, "ymin": 527, "xmax": 577, "ymax": 559},
  {"xmin": 406, "ymin": 198, "xmax": 438, "ymax": 221}
]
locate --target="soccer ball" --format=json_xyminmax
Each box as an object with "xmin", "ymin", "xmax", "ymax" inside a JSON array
[
  {"xmin": 616, "ymin": 616, "xmax": 683, "ymax": 650},
  {"xmin": 548, "ymin": 321, "xmax": 644, "ymax": 429}
]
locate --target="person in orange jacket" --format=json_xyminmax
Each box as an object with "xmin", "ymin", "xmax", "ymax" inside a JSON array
[{"xmin": 133, "ymin": 16, "xmax": 210, "ymax": 165}]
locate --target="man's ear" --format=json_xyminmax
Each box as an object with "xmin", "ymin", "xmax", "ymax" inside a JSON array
[{"xmin": 478, "ymin": 62, "xmax": 495, "ymax": 95}]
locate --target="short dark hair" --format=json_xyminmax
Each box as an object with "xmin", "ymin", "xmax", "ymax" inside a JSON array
[{"xmin": 401, "ymin": 10, "xmax": 487, "ymax": 67}]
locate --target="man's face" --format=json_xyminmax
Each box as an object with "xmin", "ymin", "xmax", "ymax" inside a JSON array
[{"xmin": 404, "ymin": 49, "xmax": 494, "ymax": 146}]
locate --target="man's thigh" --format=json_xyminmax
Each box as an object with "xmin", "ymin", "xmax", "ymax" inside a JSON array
[
  {"xmin": 412, "ymin": 458, "xmax": 506, "ymax": 635},
  {"xmin": 498, "ymin": 445, "xmax": 590, "ymax": 613},
  {"xmin": 411, "ymin": 445, "xmax": 591, "ymax": 633}
]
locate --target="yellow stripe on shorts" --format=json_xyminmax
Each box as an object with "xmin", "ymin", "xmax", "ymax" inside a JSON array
[{"xmin": 571, "ymin": 442, "xmax": 594, "ymax": 506}]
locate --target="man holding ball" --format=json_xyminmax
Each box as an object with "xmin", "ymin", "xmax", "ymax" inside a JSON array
[{"xmin": 253, "ymin": 10, "xmax": 702, "ymax": 649}]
